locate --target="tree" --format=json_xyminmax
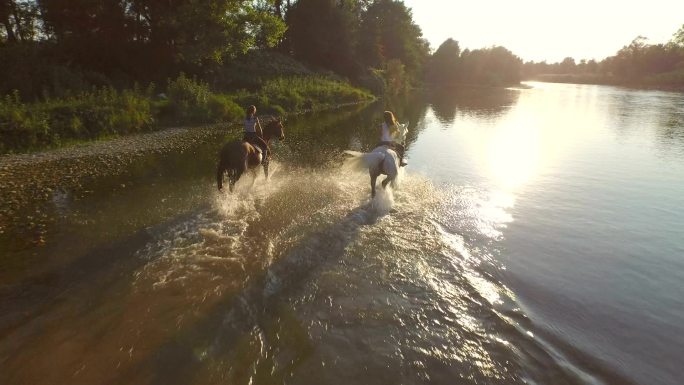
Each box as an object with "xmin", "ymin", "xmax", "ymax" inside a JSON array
[
  {"xmin": 426, "ymin": 38, "xmax": 460, "ymax": 84},
  {"xmin": 34, "ymin": 0, "xmax": 286, "ymax": 81},
  {"xmin": 286, "ymin": 0, "xmax": 359, "ymax": 77},
  {"xmin": 0, "ymin": 0, "xmax": 40, "ymax": 43},
  {"xmin": 1, "ymin": 0, "xmax": 18, "ymax": 42},
  {"xmin": 357, "ymin": 0, "xmax": 429, "ymax": 84},
  {"xmin": 459, "ymin": 46, "xmax": 522, "ymax": 85},
  {"xmin": 559, "ymin": 57, "xmax": 576, "ymax": 73},
  {"xmin": 670, "ymin": 24, "xmax": 684, "ymax": 47}
]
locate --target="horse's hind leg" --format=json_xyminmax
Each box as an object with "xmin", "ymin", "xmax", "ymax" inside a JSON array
[
  {"xmin": 229, "ymin": 167, "xmax": 245, "ymax": 192},
  {"xmin": 370, "ymin": 173, "xmax": 378, "ymax": 198},
  {"xmin": 382, "ymin": 176, "xmax": 394, "ymax": 190},
  {"xmin": 228, "ymin": 170, "xmax": 237, "ymax": 192}
]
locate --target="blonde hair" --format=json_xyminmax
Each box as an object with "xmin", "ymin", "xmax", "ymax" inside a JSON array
[{"xmin": 383, "ymin": 111, "xmax": 397, "ymax": 127}]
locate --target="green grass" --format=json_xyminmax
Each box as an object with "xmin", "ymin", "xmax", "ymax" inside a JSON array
[
  {"xmin": 0, "ymin": 75, "xmax": 375, "ymax": 154},
  {"xmin": 0, "ymin": 88, "xmax": 153, "ymax": 154}
]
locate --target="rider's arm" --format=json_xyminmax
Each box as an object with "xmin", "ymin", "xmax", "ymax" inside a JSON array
[{"xmin": 256, "ymin": 117, "xmax": 264, "ymax": 138}]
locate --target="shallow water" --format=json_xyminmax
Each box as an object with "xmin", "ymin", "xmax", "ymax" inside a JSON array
[{"xmin": 1, "ymin": 83, "xmax": 683, "ymax": 385}]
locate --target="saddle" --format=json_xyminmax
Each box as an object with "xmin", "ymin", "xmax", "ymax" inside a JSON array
[{"xmin": 244, "ymin": 139, "xmax": 268, "ymax": 164}]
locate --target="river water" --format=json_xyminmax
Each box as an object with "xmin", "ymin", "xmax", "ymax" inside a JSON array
[{"xmin": 1, "ymin": 82, "xmax": 683, "ymax": 385}]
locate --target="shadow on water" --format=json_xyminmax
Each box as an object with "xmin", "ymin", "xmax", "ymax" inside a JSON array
[
  {"xmin": 0, "ymin": 169, "xmax": 348, "ymax": 384},
  {"xmin": 0, "ymin": 137, "xmax": 223, "ymax": 285},
  {"xmin": 115, "ymin": 203, "xmax": 380, "ymax": 385}
]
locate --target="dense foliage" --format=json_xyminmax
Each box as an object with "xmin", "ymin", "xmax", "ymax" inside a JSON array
[
  {"xmin": 1, "ymin": 0, "xmax": 432, "ymax": 100},
  {"xmin": 425, "ymin": 39, "xmax": 523, "ymax": 86}
]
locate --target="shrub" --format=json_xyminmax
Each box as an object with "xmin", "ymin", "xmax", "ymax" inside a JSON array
[
  {"xmin": 0, "ymin": 88, "xmax": 153, "ymax": 153},
  {"xmin": 166, "ymin": 73, "xmax": 212, "ymax": 123},
  {"xmin": 259, "ymin": 76, "xmax": 374, "ymax": 112},
  {"xmin": 0, "ymin": 92, "xmax": 49, "ymax": 153},
  {"xmin": 208, "ymin": 94, "xmax": 243, "ymax": 122}
]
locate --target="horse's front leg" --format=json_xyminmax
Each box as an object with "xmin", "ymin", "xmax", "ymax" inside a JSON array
[
  {"xmin": 228, "ymin": 169, "xmax": 238, "ymax": 192},
  {"xmin": 217, "ymin": 163, "xmax": 225, "ymax": 192},
  {"xmin": 249, "ymin": 167, "xmax": 258, "ymax": 188},
  {"xmin": 370, "ymin": 172, "xmax": 378, "ymax": 198}
]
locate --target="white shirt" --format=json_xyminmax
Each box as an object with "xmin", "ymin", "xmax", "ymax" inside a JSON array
[
  {"xmin": 244, "ymin": 117, "xmax": 257, "ymax": 133},
  {"xmin": 381, "ymin": 122, "xmax": 395, "ymax": 142}
]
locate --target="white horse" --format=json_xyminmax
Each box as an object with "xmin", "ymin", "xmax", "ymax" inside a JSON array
[{"xmin": 345, "ymin": 123, "xmax": 408, "ymax": 198}]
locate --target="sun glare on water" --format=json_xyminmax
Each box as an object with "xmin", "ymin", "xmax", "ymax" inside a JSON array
[{"xmin": 487, "ymin": 114, "xmax": 542, "ymax": 191}]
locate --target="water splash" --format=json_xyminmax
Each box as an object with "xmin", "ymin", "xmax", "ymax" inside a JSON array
[{"xmin": 370, "ymin": 184, "xmax": 395, "ymax": 215}]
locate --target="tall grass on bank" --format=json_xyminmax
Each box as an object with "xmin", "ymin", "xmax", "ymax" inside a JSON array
[
  {"xmin": 161, "ymin": 74, "xmax": 374, "ymax": 121},
  {"xmin": 159, "ymin": 73, "xmax": 243, "ymax": 124},
  {"xmin": 233, "ymin": 76, "xmax": 375, "ymax": 116},
  {"xmin": 1, "ymin": 88, "xmax": 153, "ymax": 153},
  {"xmin": 1, "ymin": 75, "xmax": 374, "ymax": 154}
]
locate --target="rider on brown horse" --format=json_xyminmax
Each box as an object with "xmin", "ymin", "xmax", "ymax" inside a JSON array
[
  {"xmin": 243, "ymin": 105, "xmax": 270, "ymax": 161},
  {"xmin": 217, "ymin": 115, "xmax": 285, "ymax": 192}
]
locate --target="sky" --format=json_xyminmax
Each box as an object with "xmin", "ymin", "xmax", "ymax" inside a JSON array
[{"xmin": 402, "ymin": 0, "xmax": 684, "ymax": 63}]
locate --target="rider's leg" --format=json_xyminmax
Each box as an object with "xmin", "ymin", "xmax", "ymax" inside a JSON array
[
  {"xmin": 256, "ymin": 137, "xmax": 269, "ymax": 160},
  {"xmin": 395, "ymin": 143, "xmax": 407, "ymax": 166}
]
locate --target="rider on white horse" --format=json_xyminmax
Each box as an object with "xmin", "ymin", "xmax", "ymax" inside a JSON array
[
  {"xmin": 343, "ymin": 111, "xmax": 409, "ymax": 197},
  {"xmin": 377, "ymin": 111, "xmax": 408, "ymax": 167}
]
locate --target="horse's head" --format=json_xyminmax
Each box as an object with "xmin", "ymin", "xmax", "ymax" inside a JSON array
[{"xmin": 264, "ymin": 118, "xmax": 285, "ymax": 141}]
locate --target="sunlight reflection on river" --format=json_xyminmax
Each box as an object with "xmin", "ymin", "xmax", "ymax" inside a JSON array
[{"xmin": 2, "ymin": 83, "xmax": 683, "ymax": 385}]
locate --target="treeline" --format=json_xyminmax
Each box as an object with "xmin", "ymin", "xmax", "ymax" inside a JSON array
[
  {"xmin": 523, "ymin": 26, "xmax": 684, "ymax": 88},
  {"xmin": 425, "ymin": 39, "xmax": 523, "ymax": 86},
  {"xmin": 0, "ymin": 0, "xmax": 435, "ymax": 99},
  {"xmin": 0, "ymin": 0, "xmax": 528, "ymax": 153}
]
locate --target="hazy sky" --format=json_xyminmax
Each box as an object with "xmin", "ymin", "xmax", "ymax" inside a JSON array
[{"xmin": 403, "ymin": 0, "xmax": 684, "ymax": 63}]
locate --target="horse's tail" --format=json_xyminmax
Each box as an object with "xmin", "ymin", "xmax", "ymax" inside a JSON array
[{"xmin": 344, "ymin": 150, "xmax": 385, "ymax": 171}]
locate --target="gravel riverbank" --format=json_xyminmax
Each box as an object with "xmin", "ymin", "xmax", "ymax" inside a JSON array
[{"xmin": 0, "ymin": 124, "xmax": 230, "ymax": 244}]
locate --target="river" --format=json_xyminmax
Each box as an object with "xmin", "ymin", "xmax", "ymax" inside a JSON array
[{"xmin": 1, "ymin": 82, "xmax": 683, "ymax": 385}]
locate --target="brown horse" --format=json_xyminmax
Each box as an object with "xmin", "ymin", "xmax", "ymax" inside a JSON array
[{"xmin": 216, "ymin": 118, "xmax": 285, "ymax": 192}]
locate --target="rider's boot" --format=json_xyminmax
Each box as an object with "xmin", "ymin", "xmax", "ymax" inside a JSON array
[{"xmin": 400, "ymin": 154, "xmax": 407, "ymax": 167}]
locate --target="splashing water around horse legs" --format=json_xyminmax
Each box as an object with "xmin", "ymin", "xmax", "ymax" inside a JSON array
[{"xmin": 217, "ymin": 118, "xmax": 285, "ymax": 192}]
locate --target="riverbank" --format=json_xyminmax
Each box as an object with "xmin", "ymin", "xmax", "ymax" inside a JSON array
[
  {"xmin": 1, "ymin": 75, "xmax": 375, "ymax": 155},
  {"xmin": 525, "ymin": 73, "xmax": 684, "ymax": 91},
  {"xmin": 0, "ymin": 124, "xmax": 224, "ymax": 245}
]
